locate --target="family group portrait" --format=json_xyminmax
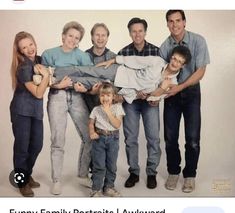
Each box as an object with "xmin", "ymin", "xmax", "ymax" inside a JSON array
[{"xmin": 0, "ymin": 10, "xmax": 234, "ymax": 197}]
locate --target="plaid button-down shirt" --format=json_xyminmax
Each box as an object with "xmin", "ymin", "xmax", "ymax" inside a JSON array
[{"xmin": 118, "ymin": 41, "xmax": 159, "ymax": 56}]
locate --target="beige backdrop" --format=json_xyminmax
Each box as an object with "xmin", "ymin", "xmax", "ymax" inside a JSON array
[{"xmin": 0, "ymin": 10, "xmax": 235, "ymax": 197}]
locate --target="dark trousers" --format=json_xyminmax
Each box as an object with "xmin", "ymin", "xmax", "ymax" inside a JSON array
[
  {"xmin": 164, "ymin": 84, "xmax": 201, "ymax": 178},
  {"xmin": 11, "ymin": 114, "xmax": 43, "ymax": 177}
]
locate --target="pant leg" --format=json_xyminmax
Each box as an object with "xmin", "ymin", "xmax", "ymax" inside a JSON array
[
  {"xmin": 182, "ymin": 85, "xmax": 201, "ymax": 178},
  {"xmin": 91, "ymin": 137, "xmax": 106, "ymax": 191},
  {"xmin": 54, "ymin": 65, "xmax": 118, "ymax": 82},
  {"xmin": 123, "ymin": 100, "xmax": 141, "ymax": 175},
  {"xmin": 67, "ymin": 90, "xmax": 91, "ymax": 177},
  {"xmin": 164, "ymin": 94, "xmax": 182, "ymax": 175},
  {"xmin": 83, "ymin": 93, "xmax": 100, "ymax": 113},
  {"xmin": 141, "ymin": 101, "xmax": 161, "ymax": 176},
  {"xmin": 104, "ymin": 134, "xmax": 119, "ymax": 189},
  {"xmin": 27, "ymin": 118, "xmax": 43, "ymax": 175},
  {"xmin": 70, "ymin": 76, "xmax": 104, "ymax": 90},
  {"xmin": 76, "ymin": 64, "xmax": 118, "ymax": 80},
  {"xmin": 47, "ymin": 90, "xmax": 68, "ymax": 182},
  {"xmin": 12, "ymin": 114, "xmax": 31, "ymax": 174}
]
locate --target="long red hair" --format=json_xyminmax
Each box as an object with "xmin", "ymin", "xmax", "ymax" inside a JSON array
[{"xmin": 10, "ymin": 31, "xmax": 37, "ymax": 90}]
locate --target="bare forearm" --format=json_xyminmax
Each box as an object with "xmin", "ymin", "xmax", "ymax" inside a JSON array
[
  {"xmin": 151, "ymin": 86, "xmax": 167, "ymax": 97},
  {"xmin": 26, "ymin": 74, "xmax": 49, "ymax": 99},
  {"xmin": 35, "ymin": 74, "xmax": 49, "ymax": 98},
  {"xmin": 106, "ymin": 112, "xmax": 122, "ymax": 129},
  {"xmin": 89, "ymin": 120, "xmax": 96, "ymax": 135}
]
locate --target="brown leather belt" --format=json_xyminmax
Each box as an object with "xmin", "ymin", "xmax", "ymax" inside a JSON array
[{"xmin": 96, "ymin": 127, "xmax": 119, "ymax": 136}]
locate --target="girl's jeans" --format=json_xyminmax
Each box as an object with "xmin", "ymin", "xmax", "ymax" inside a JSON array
[{"xmin": 91, "ymin": 133, "xmax": 119, "ymax": 191}]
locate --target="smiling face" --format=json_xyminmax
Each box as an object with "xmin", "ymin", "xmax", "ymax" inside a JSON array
[
  {"xmin": 167, "ymin": 11, "xmax": 186, "ymax": 41},
  {"xmin": 168, "ymin": 53, "xmax": 186, "ymax": 74},
  {"xmin": 18, "ymin": 37, "xmax": 37, "ymax": 61},
  {"xmin": 92, "ymin": 26, "xmax": 109, "ymax": 49},
  {"xmin": 129, "ymin": 23, "xmax": 146, "ymax": 47},
  {"xmin": 99, "ymin": 92, "xmax": 114, "ymax": 106},
  {"xmin": 62, "ymin": 28, "xmax": 81, "ymax": 51}
]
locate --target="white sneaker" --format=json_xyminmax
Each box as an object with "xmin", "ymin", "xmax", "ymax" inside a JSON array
[
  {"xmin": 103, "ymin": 187, "xmax": 121, "ymax": 197},
  {"xmin": 182, "ymin": 177, "xmax": 195, "ymax": 193},
  {"xmin": 165, "ymin": 174, "xmax": 179, "ymax": 190},
  {"xmin": 78, "ymin": 176, "xmax": 92, "ymax": 188},
  {"xmin": 51, "ymin": 181, "xmax": 62, "ymax": 195},
  {"xmin": 33, "ymin": 66, "xmax": 56, "ymax": 86},
  {"xmin": 33, "ymin": 75, "xmax": 42, "ymax": 85},
  {"xmin": 90, "ymin": 190, "xmax": 103, "ymax": 197}
]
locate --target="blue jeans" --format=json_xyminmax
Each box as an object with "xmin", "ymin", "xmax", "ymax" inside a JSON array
[
  {"xmin": 91, "ymin": 133, "xmax": 119, "ymax": 191},
  {"xmin": 164, "ymin": 84, "xmax": 201, "ymax": 178},
  {"xmin": 123, "ymin": 99, "xmax": 161, "ymax": 176},
  {"xmin": 54, "ymin": 65, "xmax": 118, "ymax": 90},
  {"xmin": 47, "ymin": 89, "xmax": 91, "ymax": 181},
  {"xmin": 11, "ymin": 114, "xmax": 43, "ymax": 177}
]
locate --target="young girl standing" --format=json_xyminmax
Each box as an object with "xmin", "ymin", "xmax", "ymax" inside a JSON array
[
  {"xmin": 10, "ymin": 31, "xmax": 49, "ymax": 197},
  {"xmin": 89, "ymin": 82, "xmax": 125, "ymax": 197}
]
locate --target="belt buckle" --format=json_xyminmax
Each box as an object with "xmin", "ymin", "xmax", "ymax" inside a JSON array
[{"xmin": 104, "ymin": 130, "xmax": 111, "ymax": 135}]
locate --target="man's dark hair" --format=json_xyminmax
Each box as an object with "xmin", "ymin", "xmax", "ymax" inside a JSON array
[
  {"xmin": 166, "ymin": 10, "xmax": 186, "ymax": 22},
  {"xmin": 171, "ymin": 46, "xmax": 191, "ymax": 65},
  {"xmin": 127, "ymin": 17, "xmax": 148, "ymax": 32}
]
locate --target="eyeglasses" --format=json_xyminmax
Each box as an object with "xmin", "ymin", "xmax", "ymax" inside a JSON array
[{"xmin": 171, "ymin": 56, "xmax": 185, "ymax": 66}]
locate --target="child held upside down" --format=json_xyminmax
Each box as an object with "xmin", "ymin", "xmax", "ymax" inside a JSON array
[{"xmin": 34, "ymin": 46, "xmax": 191, "ymax": 103}]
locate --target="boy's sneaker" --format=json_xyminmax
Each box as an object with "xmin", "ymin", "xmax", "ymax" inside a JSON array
[
  {"xmin": 51, "ymin": 181, "xmax": 62, "ymax": 195},
  {"xmin": 103, "ymin": 187, "xmax": 121, "ymax": 197},
  {"xmin": 90, "ymin": 190, "xmax": 103, "ymax": 197},
  {"xmin": 78, "ymin": 176, "xmax": 92, "ymax": 188},
  {"xmin": 182, "ymin": 177, "xmax": 195, "ymax": 193},
  {"xmin": 165, "ymin": 174, "xmax": 179, "ymax": 190}
]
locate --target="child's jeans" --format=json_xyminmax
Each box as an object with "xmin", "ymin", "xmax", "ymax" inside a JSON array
[{"xmin": 91, "ymin": 131, "xmax": 119, "ymax": 191}]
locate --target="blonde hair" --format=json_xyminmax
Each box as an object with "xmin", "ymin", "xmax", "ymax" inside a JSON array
[
  {"xmin": 11, "ymin": 31, "xmax": 37, "ymax": 90},
  {"xmin": 62, "ymin": 21, "xmax": 85, "ymax": 41},
  {"xmin": 90, "ymin": 23, "xmax": 110, "ymax": 37},
  {"xmin": 99, "ymin": 82, "xmax": 116, "ymax": 96}
]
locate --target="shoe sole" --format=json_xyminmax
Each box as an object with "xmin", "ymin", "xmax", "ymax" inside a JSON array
[
  {"xmin": 165, "ymin": 185, "xmax": 176, "ymax": 190},
  {"xmin": 124, "ymin": 179, "xmax": 139, "ymax": 188},
  {"xmin": 147, "ymin": 184, "xmax": 157, "ymax": 189},
  {"xmin": 182, "ymin": 188, "xmax": 194, "ymax": 193}
]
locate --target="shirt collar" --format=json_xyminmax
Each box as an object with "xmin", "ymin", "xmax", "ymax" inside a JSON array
[
  {"xmin": 131, "ymin": 40, "xmax": 148, "ymax": 52},
  {"xmin": 87, "ymin": 47, "xmax": 109, "ymax": 57},
  {"xmin": 169, "ymin": 30, "xmax": 189, "ymax": 46}
]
